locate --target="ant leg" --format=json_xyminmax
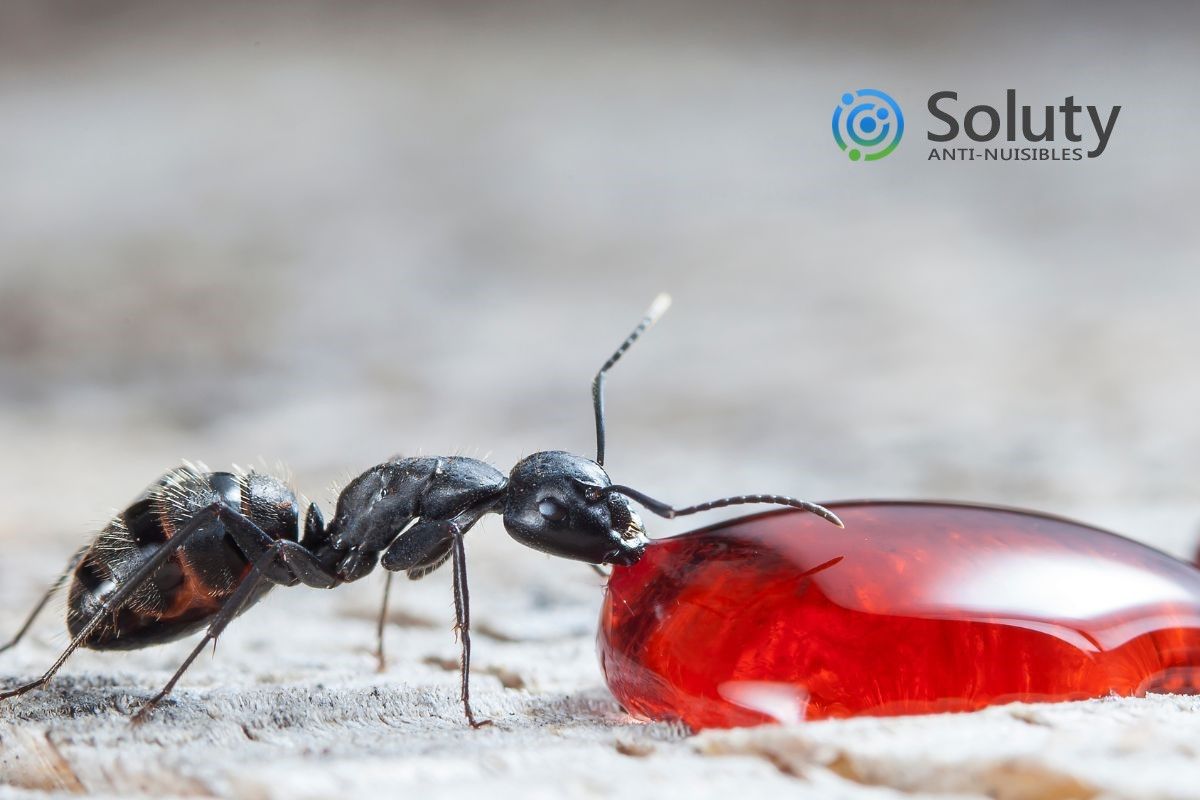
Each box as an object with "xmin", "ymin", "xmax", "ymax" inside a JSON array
[
  {"xmin": 0, "ymin": 503, "xmax": 230, "ymax": 702},
  {"xmin": 374, "ymin": 524, "xmax": 454, "ymax": 671},
  {"xmin": 378, "ymin": 512, "xmax": 492, "ymax": 727},
  {"xmin": 404, "ymin": 544, "xmax": 452, "ymax": 581},
  {"xmin": 589, "ymin": 564, "xmax": 611, "ymax": 579},
  {"xmin": 0, "ymin": 547, "xmax": 86, "ymax": 655},
  {"xmin": 375, "ymin": 523, "xmax": 454, "ymax": 672},
  {"xmin": 374, "ymin": 572, "xmax": 393, "ymax": 672},
  {"xmin": 447, "ymin": 527, "xmax": 490, "ymax": 729},
  {"xmin": 132, "ymin": 543, "xmax": 281, "ymax": 723},
  {"xmin": 379, "ymin": 519, "xmax": 490, "ymax": 727},
  {"xmin": 381, "ymin": 520, "xmax": 455, "ymax": 572},
  {"xmin": 212, "ymin": 508, "xmax": 340, "ymax": 589}
]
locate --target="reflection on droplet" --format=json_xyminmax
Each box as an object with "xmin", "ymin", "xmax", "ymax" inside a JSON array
[
  {"xmin": 718, "ymin": 681, "xmax": 809, "ymax": 725},
  {"xmin": 932, "ymin": 553, "xmax": 1196, "ymax": 620}
]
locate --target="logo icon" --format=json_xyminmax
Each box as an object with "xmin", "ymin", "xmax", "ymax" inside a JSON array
[{"xmin": 832, "ymin": 89, "xmax": 904, "ymax": 162}]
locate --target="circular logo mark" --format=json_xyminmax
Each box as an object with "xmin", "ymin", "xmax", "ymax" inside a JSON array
[{"xmin": 832, "ymin": 89, "xmax": 904, "ymax": 162}]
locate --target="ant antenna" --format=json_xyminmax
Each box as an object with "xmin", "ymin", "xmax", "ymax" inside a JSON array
[
  {"xmin": 595, "ymin": 484, "xmax": 845, "ymax": 528},
  {"xmin": 593, "ymin": 293, "xmax": 672, "ymax": 466}
]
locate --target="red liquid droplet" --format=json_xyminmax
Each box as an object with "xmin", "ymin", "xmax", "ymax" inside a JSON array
[{"xmin": 598, "ymin": 502, "xmax": 1200, "ymax": 729}]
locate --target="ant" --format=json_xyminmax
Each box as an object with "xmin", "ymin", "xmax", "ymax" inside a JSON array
[{"xmin": 0, "ymin": 295, "xmax": 842, "ymax": 727}]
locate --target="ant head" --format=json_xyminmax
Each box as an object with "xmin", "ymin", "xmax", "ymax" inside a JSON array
[{"xmin": 503, "ymin": 451, "xmax": 647, "ymax": 566}]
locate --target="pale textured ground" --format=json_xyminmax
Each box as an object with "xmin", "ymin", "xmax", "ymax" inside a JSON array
[{"xmin": 2, "ymin": 2, "xmax": 1200, "ymax": 798}]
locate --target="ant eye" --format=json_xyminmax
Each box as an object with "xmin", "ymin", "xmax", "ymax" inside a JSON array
[{"xmin": 538, "ymin": 498, "xmax": 567, "ymax": 523}]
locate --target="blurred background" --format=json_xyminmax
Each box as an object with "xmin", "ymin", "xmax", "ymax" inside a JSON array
[{"xmin": 1, "ymin": 0, "xmax": 1198, "ymax": 698}]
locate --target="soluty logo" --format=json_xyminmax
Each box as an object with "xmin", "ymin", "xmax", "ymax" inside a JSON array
[{"xmin": 832, "ymin": 89, "xmax": 904, "ymax": 162}]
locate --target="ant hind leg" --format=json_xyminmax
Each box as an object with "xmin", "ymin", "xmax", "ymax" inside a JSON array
[
  {"xmin": 132, "ymin": 542, "xmax": 283, "ymax": 723},
  {"xmin": 0, "ymin": 504, "xmax": 230, "ymax": 703}
]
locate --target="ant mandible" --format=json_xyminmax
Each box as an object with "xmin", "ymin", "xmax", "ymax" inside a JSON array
[{"xmin": 0, "ymin": 295, "xmax": 842, "ymax": 727}]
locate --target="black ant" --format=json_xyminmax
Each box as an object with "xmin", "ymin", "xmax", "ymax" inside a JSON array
[{"xmin": 0, "ymin": 295, "xmax": 842, "ymax": 727}]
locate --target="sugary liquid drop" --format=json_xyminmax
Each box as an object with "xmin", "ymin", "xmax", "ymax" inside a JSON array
[{"xmin": 598, "ymin": 502, "xmax": 1200, "ymax": 729}]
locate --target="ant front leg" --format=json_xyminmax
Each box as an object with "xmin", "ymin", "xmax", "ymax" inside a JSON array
[
  {"xmin": 381, "ymin": 518, "xmax": 491, "ymax": 728},
  {"xmin": 447, "ymin": 526, "xmax": 489, "ymax": 729}
]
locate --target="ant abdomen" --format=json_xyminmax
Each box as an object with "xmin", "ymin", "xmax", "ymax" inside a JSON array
[{"xmin": 67, "ymin": 466, "xmax": 303, "ymax": 650}]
